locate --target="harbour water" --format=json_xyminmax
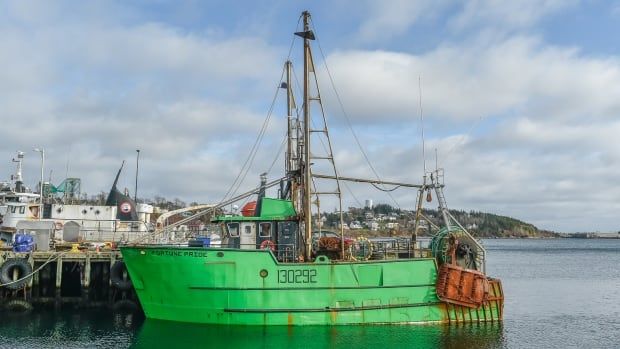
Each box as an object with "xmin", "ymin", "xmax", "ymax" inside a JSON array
[{"xmin": 0, "ymin": 238, "xmax": 618, "ymax": 348}]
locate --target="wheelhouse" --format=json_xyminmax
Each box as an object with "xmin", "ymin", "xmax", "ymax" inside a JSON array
[{"xmin": 212, "ymin": 197, "xmax": 302, "ymax": 262}]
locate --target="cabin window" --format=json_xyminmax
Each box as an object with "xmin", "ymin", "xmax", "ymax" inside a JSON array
[
  {"xmin": 244, "ymin": 225, "xmax": 252, "ymax": 235},
  {"xmin": 10, "ymin": 206, "xmax": 16, "ymax": 213},
  {"xmin": 259, "ymin": 222, "xmax": 272, "ymax": 237},
  {"xmin": 19, "ymin": 206, "xmax": 25, "ymax": 214},
  {"xmin": 227, "ymin": 223, "xmax": 240, "ymax": 237}
]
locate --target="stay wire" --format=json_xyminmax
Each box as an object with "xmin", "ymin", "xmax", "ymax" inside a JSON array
[
  {"xmin": 266, "ymin": 134, "xmax": 288, "ymax": 175},
  {"xmin": 371, "ymin": 183, "xmax": 402, "ymax": 192},
  {"xmin": 441, "ymin": 115, "xmax": 487, "ymax": 167},
  {"xmin": 220, "ymin": 20, "xmax": 301, "ymax": 203},
  {"xmin": 292, "ymin": 63, "xmax": 354, "ymax": 209},
  {"xmin": 310, "ymin": 17, "xmax": 401, "ymax": 209},
  {"xmin": 220, "ymin": 69, "xmax": 282, "ymax": 202},
  {"xmin": 342, "ymin": 181, "xmax": 363, "ymax": 207}
]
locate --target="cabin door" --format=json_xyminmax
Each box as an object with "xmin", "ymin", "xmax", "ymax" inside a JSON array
[{"xmin": 240, "ymin": 222, "xmax": 256, "ymax": 250}]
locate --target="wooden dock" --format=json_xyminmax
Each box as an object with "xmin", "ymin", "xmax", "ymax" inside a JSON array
[{"xmin": 0, "ymin": 248, "xmax": 139, "ymax": 313}]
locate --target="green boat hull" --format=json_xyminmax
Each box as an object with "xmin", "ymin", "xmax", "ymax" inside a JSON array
[{"xmin": 121, "ymin": 246, "xmax": 503, "ymax": 325}]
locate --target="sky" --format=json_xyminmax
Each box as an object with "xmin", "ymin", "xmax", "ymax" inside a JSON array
[{"xmin": 2, "ymin": 0, "xmax": 620, "ymax": 233}]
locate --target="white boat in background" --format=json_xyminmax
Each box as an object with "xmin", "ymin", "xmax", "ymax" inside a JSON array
[{"xmin": 0, "ymin": 153, "xmax": 156, "ymax": 248}]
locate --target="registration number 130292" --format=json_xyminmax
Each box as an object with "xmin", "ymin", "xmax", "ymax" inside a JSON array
[{"xmin": 278, "ymin": 269, "xmax": 317, "ymax": 284}]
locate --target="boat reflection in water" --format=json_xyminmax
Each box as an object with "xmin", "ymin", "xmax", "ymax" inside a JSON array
[{"xmin": 132, "ymin": 319, "xmax": 505, "ymax": 349}]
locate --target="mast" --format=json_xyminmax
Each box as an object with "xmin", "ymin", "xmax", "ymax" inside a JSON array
[
  {"xmin": 282, "ymin": 60, "xmax": 300, "ymax": 209},
  {"xmin": 294, "ymin": 11, "xmax": 344, "ymax": 260},
  {"xmin": 432, "ymin": 170, "xmax": 451, "ymax": 230},
  {"xmin": 12, "ymin": 151, "xmax": 25, "ymax": 193},
  {"xmin": 285, "ymin": 60, "xmax": 293, "ymax": 175},
  {"xmin": 302, "ymin": 11, "xmax": 313, "ymax": 260}
]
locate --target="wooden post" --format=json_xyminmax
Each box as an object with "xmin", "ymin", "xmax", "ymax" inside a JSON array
[
  {"xmin": 55, "ymin": 255, "xmax": 63, "ymax": 309},
  {"xmin": 82, "ymin": 253, "xmax": 91, "ymax": 306}
]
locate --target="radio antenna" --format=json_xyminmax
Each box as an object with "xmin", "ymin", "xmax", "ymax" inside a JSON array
[{"xmin": 419, "ymin": 75, "xmax": 427, "ymax": 174}]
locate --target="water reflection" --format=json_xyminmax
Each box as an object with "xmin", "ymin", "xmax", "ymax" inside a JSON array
[
  {"xmin": 0, "ymin": 309, "xmax": 142, "ymax": 348},
  {"xmin": 132, "ymin": 319, "xmax": 505, "ymax": 349}
]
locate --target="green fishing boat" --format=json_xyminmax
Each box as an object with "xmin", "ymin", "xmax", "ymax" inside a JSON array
[{"xmin": 121, "ymin": 11, "xmax": 504, "ymax": 326}]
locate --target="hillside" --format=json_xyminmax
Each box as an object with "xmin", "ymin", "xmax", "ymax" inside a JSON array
[
  {"xmin": 444, "ymin": 210, "xmax": 558, "ymax": 238},
  {"xmin": 322, "ymin": 205, "xmax": 559, "ymax": 238}
]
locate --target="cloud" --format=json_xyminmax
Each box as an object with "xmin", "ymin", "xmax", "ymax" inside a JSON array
[
  {"xmin": 309, "ymin": 31, "xmax": 620, "ymax": 232},
  {"xmin": 320, "ymin": 35, "xmax": 620, "ymax": 126},
  {"xmin": 1, "ymin": 1, "xmax": 619, "ymax": 234},
  {"xmin": 356, "ymin": 0, "xmax": 448, "ymax": 43},
  {"xmin": 451, "ymin": 0, "xmax": 579, "ymax": 30},
  {"xmin": 0, "ymin": 2, "xmax": 287, "ymax": 203}
]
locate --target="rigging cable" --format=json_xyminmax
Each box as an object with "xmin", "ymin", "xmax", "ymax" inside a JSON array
[
  {"xmin": 371, "ymin": 183, "xmax": 402, "ymax": 192},
  {"xmin": 220, "ymin": 70, "xmax": 282, "ymax": 202},
  {"xmin": 219, "ymin": 18, "xmax": 302, "ymax": 203},
  {"xmin": 419, "ymin": 75, "xmax": 427, "ymax": 174},
  {"xmin": 291, "ymin": 65, "xmax": 358, "ymax": 209},
  {"xmin": 342, "ymin": 181, "xmax": 363, "ymax": 207},
  {"xmin": 266, "ymin": 134, "xmax": 288, "ymax": 175},
  {"xmin": 310, "ymin": 17, "xmax": 401, "ymax": 209},
  {"xmin": 440, "ymin": 115, "xmax": 487, "ymax": 167}
]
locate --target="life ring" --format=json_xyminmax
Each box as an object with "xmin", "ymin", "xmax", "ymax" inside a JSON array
[
  {"xmin": 55, "ymin": 222, "xmax": 63, "ymax": 230},
  {"xmin": 0, "ymin": 258, "xmax": 33, "ymax": 290},
  {"xmin": 260, "ymin": 240, "xmax": 276, "ymax": 251},
  {"xmin": 110, "ymin": 261, "xmax": 133, "ymax": 291}
]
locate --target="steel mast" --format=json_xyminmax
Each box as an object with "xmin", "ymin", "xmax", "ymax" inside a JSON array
[
  {"xmin": 294, "ymin": 11, "xmax": 346, "ymax": 260},
  {"xmin": 301, "ymin": 11, "xmax": 313, "ymax": 260}
]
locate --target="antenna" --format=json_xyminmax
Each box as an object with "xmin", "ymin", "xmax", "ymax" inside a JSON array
[
  {"xmin": 419, "ymin": 75, "xmax": 427, "ymax": 174},
  {"xmin": 65, "ymin": 157, "xmax": 70, "ymax": 179}
]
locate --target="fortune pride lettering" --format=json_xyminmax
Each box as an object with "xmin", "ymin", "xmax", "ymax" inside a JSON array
[{"xmin": 150, "ymin": 250, "xmax": 208, "ymax": 258}]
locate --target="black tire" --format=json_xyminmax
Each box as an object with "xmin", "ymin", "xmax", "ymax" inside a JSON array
[
  {"xmin": 112, "ymin": 299, "xmax": 139, "ymax": 314},
  {"xmin": 0, "ymin": 258, "xmax": 33, "ymax": 290},
  {"xmin": 110, "ymin": 261, "xmax": 132, "ymax": 291},
  {"xmin": 4, "ymin": 299, "xmax": 33, "ymax": 313}
]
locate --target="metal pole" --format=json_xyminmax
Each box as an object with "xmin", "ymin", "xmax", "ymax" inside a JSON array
[
  {"xmin": 135, "ymin": 149, "xmax": 140, "ymax": 202},
  {"xmin": 302, "ymin": 11, "xmax": 312, "ymax": 261},
  {"xmin": 33, "ymin": 148, "xmax": 44, "ymax": 204},
  {"xmin": 40, "ymin": 150, "xmax": 44, "ymax": 204},
  {"xmin": 311, "ymin": 173, "xmax": 424, "ymax": 188},
  {"xmin": 285, "ymin": 60, "xmax": 293, "ymax": 174}
]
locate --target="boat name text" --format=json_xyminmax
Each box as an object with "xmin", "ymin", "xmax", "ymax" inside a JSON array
[{"xmin": 150, "ymin": 250, "xmax": 208, "ymax": 258}]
